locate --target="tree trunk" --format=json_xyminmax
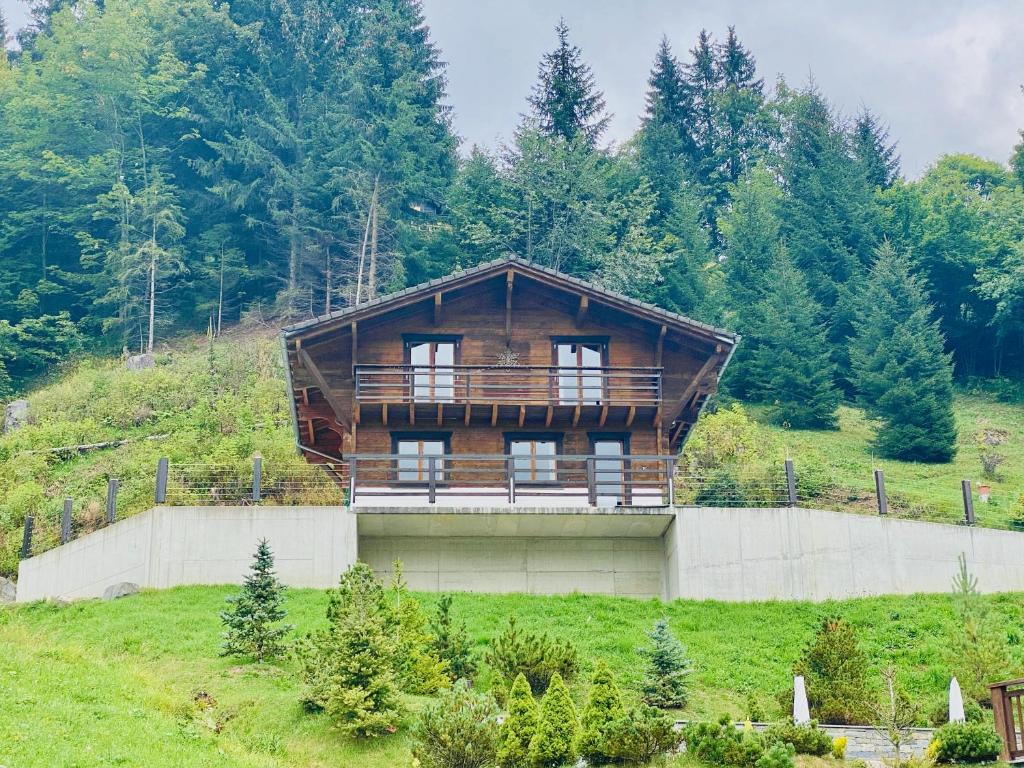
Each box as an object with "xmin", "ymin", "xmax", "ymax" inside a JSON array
[
  {"xmin": 325, "ymin": 245, "xmax": 332, "ymax": 314},
  {"xmin": 368, "ymin": 192, "xmax": 378, "ymax": 301},
  {"xmin": 147, "ymin": 249, "xmax": 156, "ymax": 354},
  {"xmin": 217, "ymin": 245, "xmax": 224, "ymax": 337}
]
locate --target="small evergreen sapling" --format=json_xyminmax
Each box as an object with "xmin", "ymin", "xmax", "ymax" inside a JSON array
[
  {"xmin": 639, "ymin": 618, "xmax": 692, "ymax": 709},
  {"xmin": 604, "ymin": 704, "xmax": 684, "ymax": 764},
  {"xmin": 498, "ymin": 673, "xmax": 540, "ymax": 768},
  {"xmin": 486, "ymin": 617, "xmax": 578, "ymax": 695},
  {"xmin": 576, "ymin": 660, "xmax": 625, "ymax": 765},
  {"xmin": 529, "ymin": 672, "xmax": 578, "ymax": 768},
  {"xmin": 429, "ymin": 593, "xmax": 478, "ymax": 682},
  {"xmin": 220, "ymin": 538, "xmax": 292, "ymax": 662},
  {"xmin": 389, "ymin": 562, "xmax": 449, "ymax": 694},
  {"xmin": 793, "ymin": 617, "xmax": 872, "ymax": 724},
  {"xmin": 412, "ymin": 682, "xmax": 500, "ymax": 768}
]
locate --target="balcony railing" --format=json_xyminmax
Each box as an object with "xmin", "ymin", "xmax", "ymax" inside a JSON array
[
  {"xmin": 347, "ymin": 453, "xmax": 676, "ymax": 507},
  {"xmin": 354, "ymin": 365, "xmax": 662, "ymax": 406}
]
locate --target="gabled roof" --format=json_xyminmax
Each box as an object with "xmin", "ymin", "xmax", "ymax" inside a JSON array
[{"xmin": 282, "ymin": 256, "xmax": 739, "ymax": 346}]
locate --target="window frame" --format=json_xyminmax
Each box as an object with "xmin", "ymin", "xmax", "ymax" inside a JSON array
[
  {"xmin": 390, "ymin": 431, "xmax": 452, "ymax": 486},
  {"xmin": 551, "ymin": 336, "xmax": 610, "ymax": 405},
  {"xmin": 403, "ymin": 334, "xmax": 462, "ymax": 402},
  {"xmin": 587, "ymin": 432, "xmax": 631, "ymax": 505},
  {"xmin": 503, "ymin": 432, "xmax": 564, "ymax": 486}
]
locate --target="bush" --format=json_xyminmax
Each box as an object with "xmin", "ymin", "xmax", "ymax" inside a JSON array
[
  {"xmin": 497, "ymin": 673, "xmax": 539, "ymax": 768},
  {"xmin": 683, "ymin": 715, "xmax": 765, "ymax": 768},
  {"xmin": 756, "ymin": 743, "xmax": 795, "ymax": 768},
  {"xmin": 486, "ymin": 617, "xmax": 579, "ymax": 696},
  {"xmin": 604, "ymin": 704, "xmax": 683, "ymax": 764},
  {"xmin": 792, "ymin": 617, "xmax": 873, "ymax": 724},
  {"xmin": 429, "ymin": 593, "xmax": 478, "ymax": 683},
  {"xmin": 638, "ymin": 619, "xmax": 692, "ymax": 709},
  {"xmin": 832, "ymin": 736, "xmax": 847, "ymax": 760},
  {"xmin": 927, "ymin": 697, "xmax": 985, "ymax": 727},
  {"xmin": 576, "ymin": 661, "xmax": 625, "ymax": 765},
  {"xmin": 930, "ymin": 721, "xmax": 1002, "ymax": 764},
  {"xmin": 694, "ymin": 468, "xmax": 749, "ymax": 507},
  {"xmin": 412, "ymin": 683, "xmax": 501, "ymax": 768},
  {"xmin": 389, "ymin": 564, "xmax": 450, "ymax": 695},
  {"xmin": 528, "ymin": 672, "xmax": 577, "ymax": 768},
  {"xmin": 762, "ymin": 721, "xmax": 832, "ymax": 756}
]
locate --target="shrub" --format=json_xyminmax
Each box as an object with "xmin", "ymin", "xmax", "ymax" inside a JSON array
[
  {"xmin": 683, "ymin": 715, "xmax": 765, "ymax": 768},
  {"xmin": 694, "ymin": 468, "xmax": 749, "ymax": 507},
  {"xmin": 294, "ymin": 563, "xmax": 402, "ymax": 737},
  {"xmin": 528, "ymin": 672, "xmax": 577, "ymax": 768},
  {"xmin": 220, "ymin": 539, "xmax": 292, "ymax": 662},
  {"xmin": 832, "ymin": 736, "xmax": 847, "ymax": 760},
  {"xmin": 604, "ymin": 704, "xmax": 683, "ymax": 764},
  {"xmin": 576, "ymin": 661, "xmax": 625, "ymax": 765},
  {"xmin": 412, "ymin": 683, "xmax": 501, "ymax": 768},
  {"xmin": 930, "ymin": 721, "xmax": 1002, "ymax": 764},
  {"xmin": 793, "ymin": 617, "xmax": 873, "ymax": 724},
  {"xmin": 486, "ymin": 617, "xmax": 578, "ymax": 696},
  {"xmin": 927, "ymin": 696, "xmax": 984, "ymax": 727},
  {"xmin": 497, "ymin": 673, "xmax": 539, "ymax": 768},
  {"xmin": 948, "ymin": 556, "xmax": 1010, "ymax": 704},
  {"xmin": 756, "ymin": 743, "xmax": 795, "ymax": 768},
  {"xmin": 390, "ymin": 563, "xmax": 449, "ymax": 695},
  {"xmin": 429, "ymin": 593, "xmax": 478, "ymax": 683},
  {"xmin": 638, "ymin": 619, "xmax": 692, "ymax": 709},
  {"xmin": 762, "ymin": 721, "xmax": 832, "ymax": 756}
]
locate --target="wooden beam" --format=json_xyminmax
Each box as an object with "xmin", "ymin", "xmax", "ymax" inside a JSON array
[
  {"xmin": 350, "ymin": 321, "xmax": 358, "ymax": 373},
  {"xmin": 433, "ymin": 292, "xmax": 443, "ymax": 326},
  {"xmin": 464, "ymin": 403, "xmax": 471, "ymax": 425},
  {"xmin": 519, "ymin": 405, "xmax": 526, "ymax": 427},
  {"xmin": 505, "ymin": 270, "xmax": 514, "ymax": 345},
  {"xmin": 572, "ymin": 404, "xmax": 581, "ymax": 427},
  {"xmin": 655, "ymin": 325, "xmax": 667, "ymax": 367},
  {"xmin": 437, "ymin": 403, "xmax": 443, "ymax": 426},
  {"xmin": 409, "ymin": 402, "xmax": 415, "ymax": 425},
  {"xmin": 300, "ymin": 387, "xmax": 310, "ymax": 406},
  {"xmin": 576, "ymin": 295, "xmax": 589, "ymax": 327},
  {"xmin": 297, "ymin": 347, "xmax": 350, "ymax": 431},
  {"xmin": 382, "ymin": 402, "xmax": 388, "ymax": 426},
  {"xmin": 653, "ymin": 405, "xmax": 662, "ymax": 427},
  {"xmin": 668, "ymin": 347, "xmax": 723, "ymax": 422},
  {"xmin": 545, "ymin": 406, "xmax": 553, "ymax": 427},
  {"xmin": 353, "ymin": 402, "xmax": 360, "ymax": 426},
  {"xmin": 670, "ymin": 419, "xmax": 688, "ymax": 445},
  {"xmin": 625, "ymin": 405, "xmax": 636, "ymax": 427},
  {"xmin": 599, "ymin": 404, "xmax": 608, "ymax": 427},
  {"xmin": 305, "ymin": 419, "xmax": 315, "ymax": 445},
  {"xmin": 491, "ymin": 403, "xmax": 498, "ymax": 426}
]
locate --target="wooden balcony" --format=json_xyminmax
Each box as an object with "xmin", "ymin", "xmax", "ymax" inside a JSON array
[
  {"xmin": 353, "ymin": 364, "xmax": 664, "ymax": 428},
  {"xmin": 347, "ymin": 452, "xmax": 676, "ymax": 507}
]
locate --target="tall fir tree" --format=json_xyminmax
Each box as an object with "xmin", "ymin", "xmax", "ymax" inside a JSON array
[
  {"xmin": 683, "ymin": 29, "xmax": 722, "ymax": 193},
  {"xmin": 745, "ymin": 252, "xmax": 840, "ymax": 429},
  {"xmin": 849, "ymin": 242, "xmax": 957, "ymax": 462},
  {"xmin": 651, "ymin": 186, "xmax": 713, "ymax": 319},
  {"xmin": 220, "ymin": 538, "xmax": 293, "ymax": 662},
  {"xmin": 528, "ymin": 19, "xmax": 609, "ymax": 147},
  {"xmin": 638, "ymin": 619, "xmax": 692, "ymax": 710},
  {"xmin": 851, "ymin": 108, "xmax": 900, "ymax": 189},
  {"xmin": 714, "ymin": 26, "xmax": 766, "ymax": 187}
]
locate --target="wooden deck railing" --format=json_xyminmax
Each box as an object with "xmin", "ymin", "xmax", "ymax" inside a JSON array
[
  {"xmin": 354, "ymin": 364, "xmax": 662, "ymax": 406},
  {"xmin": 991, "ymin": 678, "xmax": 1024, "ymax": 762},
  {"xmin": 347, "ymin": 453, "xmax": 675, "ymax": 506}
]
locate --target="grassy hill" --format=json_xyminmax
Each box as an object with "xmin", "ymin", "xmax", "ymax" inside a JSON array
[
  {"xmin": 2, "ymin": 332, "xmax": 1024, "ymax": 576},
  {"xmin": 2, "ymin": 586, "xmax": 1023, "ymax": 767}
]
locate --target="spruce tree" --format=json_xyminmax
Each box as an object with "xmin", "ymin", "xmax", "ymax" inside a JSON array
[
  {"xmin": 497, "ymin": 673, "xmax": 540, "ymax": 768},
  {"xmin": 576, "ymin": 661, "xmax": 626, "ymax": 766},
  {"xmin": 746, "ymin": 252, "xmax": 840, "ymax": 429},
  {"xmin": 428, "ymin": 593, "xmax": 478, "ymax": 683},
  {"xmin": 390, "ymin": 563, "xmax": 450, "ymax": 694},
  {"xmin": 528, "ymin": 19, "xmax": 609, "ymax": 147},
  {"xmin": 220, "ymin": 539, "xmax": 292, "ymax": 662},
  {"xmin": 683, "ymin": 29, "xmax": 722, "ymax": 188},
  {"xmin": 714, "ymin": 26, "xmax": 766, "ymax": 186},
  {"xmin": 852, "ymin": 108, "xmax": 900, "ymax": 190},
  {"xmin": 794, "ymin": 617, "xmax": 872, "ymax": 725},
  {"xmin": 295, "ymin": 562, "xmax": 402, "ymax": 737},
  {"xmin": 850, "ymin": 242, "xmax": 957, "ymax": 462},
  {"xmin": 528, "ymin": 672, "xmax": 578, "ymax": 768},
  {"xmin": 638, "ymin": 619, "xmax": 692, "ymax": 709},
  {"xmin": 652, "ymin": 187, "xmax": 712, "ymax": 319}
]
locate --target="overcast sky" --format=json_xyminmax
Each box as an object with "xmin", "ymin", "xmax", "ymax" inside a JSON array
[{"xmin": 3, "ymin": 0, "xmax": 1022, "ymax": 177}]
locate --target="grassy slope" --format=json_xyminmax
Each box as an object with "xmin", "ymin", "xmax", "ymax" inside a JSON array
[{"xmin": 3, "ymin": 587, "xmax": 1024, "ymax": 767}]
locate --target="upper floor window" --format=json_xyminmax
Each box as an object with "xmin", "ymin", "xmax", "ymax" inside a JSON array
[
  {"xmin": 552, "ymin": 337, "xmax": 607, "ymax": 405},
  {"xmin": 405, "ymin": 335, "xmax": 460, "ymax": 402}
]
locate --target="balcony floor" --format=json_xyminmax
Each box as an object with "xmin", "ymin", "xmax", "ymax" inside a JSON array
[{"xmin": 355, "ymin": 401, "xmax": 661, "ymax": 428}]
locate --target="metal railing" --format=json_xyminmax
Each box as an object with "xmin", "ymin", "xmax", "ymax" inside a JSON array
[
  {"xmin": 347, "ymin": 453, "xmax": 676, "ymax": 506},
  {"xmin": 354, "ymin": 364, "xmax": 663, "ymax": 406}
]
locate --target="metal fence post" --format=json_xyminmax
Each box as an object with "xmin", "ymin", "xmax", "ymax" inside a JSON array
[
  {"xmin": 874, "ymin": 469, "xmax": 888, "ymax": 516},
  {"xmin": 962, "ymin": 479, "xmax": 975, "ymax": 525},
  {"xmin": 785, "ymin": 459, "xmax": 797, "ymax": 506},
  {"xmin": 61, "ymin": 497, "xmax": 73, "ymax": 544},
  {"xmin": 105, "ymin": 478, "xmax": 119, "ymax": 524},
  {"xmin": 586, "ymin": 457, "xmax": 596, "ymax": 506},
  {"xmin": 506, "ymin": 457, "xmax": 516, "ymax": 504},
  {"xmin": 666, "ymin": 458, "xmax": 675, "ymax": 507},
  {"xmin": 348, "ymin": 458, "xmax": 357, "ymax": 507},
  {"xmin": 252, "ymin": 455, "xmax": 263, "ymax": 503},
  {"xmin": 20, "ymin": 515, "xmax": 34, "ymax": 559},
  {"xmin": 427, "ymin": 456, "xmax": 437, "ymax": 504},
  {"xmin": 155, "ymin": 457, "xmax": 169, "ymax": 503}
]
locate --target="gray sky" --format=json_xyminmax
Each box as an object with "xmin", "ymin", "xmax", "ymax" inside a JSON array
[{"xmin": 3, "ymin": 0, "xmax": 1023, "ymax": 177}]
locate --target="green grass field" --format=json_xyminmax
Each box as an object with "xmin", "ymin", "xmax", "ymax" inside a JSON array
[{"xmin": 2, "ymin": 586, "xmax": 1022, "ymax": 767}]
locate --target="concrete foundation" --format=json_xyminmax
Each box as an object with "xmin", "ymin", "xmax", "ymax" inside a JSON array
[{"xmin": 16, "ymin": 504, "xmax": 1024, "ymax": 603}]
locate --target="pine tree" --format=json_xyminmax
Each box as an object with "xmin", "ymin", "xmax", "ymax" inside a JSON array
[
  {"xmin": 295, "ymin": 562, "xmax": 402, "ymax": 737},
  {"xmin": 528, "ymin": 672, "xmax": 578, "ymax": 768},
  {"xmin": 794, "ymin": 617, "xmax": 872, "ymax": 725},
  {"xmin": 850, "ymin": 242, "xmax": 957, "ymax": 462},
  {"xmin": 852, "ymin": 108, "xmax": 900, "ymax": 189},
  {"xmin": 714, "ymin": 26, "xmax": 766, "ymax": 186},
  {"xmin": 652, "ymin": 186, "xmax": 713, "ymax": 318},
  {"xmin": 528, "ymin": 19, "xmax": 609, "ymax": 147},
  {"xmin": 498, "ymin": 673, "xmax": 540, "ymax": 768},
  {"xmin": 947, "ymin": 554, "xmax": 1010, "ymax": 703},
  {"xmin": 683, "ymin": 29, "xmax": 722, "ymax": 189},
  {"xmin": 390, "ymin": 562, "xmax": 450, "ymax": 695},
  {"xmin": 220, "ymin": 539, "xmax": 292, "ymax": 662},
  {"xmin": 576, "ymin": 661, "xmax": 626, "ymax": 766},
  {"xmin": 428, "ymin": 593, "xmax": 477, "ymax": 683},
  {"xmin": 638, "ymin": 619, "xmax": 692, "ymax": 709},
  {"xmin": 746, "ymin": 252, "xmax": 840, "ymax": 429}
]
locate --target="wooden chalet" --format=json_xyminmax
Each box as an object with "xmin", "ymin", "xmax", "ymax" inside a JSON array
[{"xmin": 282, "ymin": 257, "xmax": 738, "ymax": 506}]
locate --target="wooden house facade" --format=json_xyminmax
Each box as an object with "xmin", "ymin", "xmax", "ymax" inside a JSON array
[{"xmin": 282, "ymin": 257, "xmax": 738, "ymax": 506}]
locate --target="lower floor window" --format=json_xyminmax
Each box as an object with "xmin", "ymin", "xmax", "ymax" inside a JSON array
[
  {"xmin": 394, "ymin": 436, "xmax": 448, "ymax": 483},
  {"xmin": 507, "ymin": 437, "xmax": 559, "ymax": 483}
]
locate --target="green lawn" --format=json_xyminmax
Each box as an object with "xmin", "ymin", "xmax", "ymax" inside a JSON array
[{"xmin": 2, "ymin": 586, "xmax": 1022, "ymax": 767}]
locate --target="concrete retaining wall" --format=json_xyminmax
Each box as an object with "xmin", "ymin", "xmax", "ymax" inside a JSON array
[
  {"xmin": 16, "ymin": 506, "xmax": 357, "ymax": 602},
  {"xmin": 668, "ymin": 506, "xmax": 1024, "ymax": 601}
]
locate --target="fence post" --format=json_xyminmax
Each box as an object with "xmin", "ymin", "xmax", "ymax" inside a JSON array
[
  {"xmin": 666, "ymin": 458, "xmax": 675, "ymax": 507},
  {"xmin": 155, "ymin": 457, "xmax": 169, "ymax": 503},
  {"xmin": 20, "ymin": 515, "xmax": 34, "ymax": 559},
  {"xmin": 252, "ymin": 455, "xmax": 262, "ymax": 503},
  {"xmin": 874, "ymin": 469, "xmax": 888, "ymax": 516},
  {"xmin": 427, "ymin": 456, "xmax": 437, "ymax": 504},
  {"xmin": 348, "ymin": 458, "xmax": 357, "ymax": 507},
  {"xmin": 962, "ymin": 479, "xmax": 975, "ymax": 525},
  {"xmin": 105, "ymin": 478, "xmax": 119, "ymax": 524},
  {"xmin": 61, "ymin": 497, "xmax": 73, "ymax": 544},
  {"xmin": 785, "ymin": 459, "xmax": 797, "ymax": 507},
  {"xmin": 586, "ymin": 457, "xmax": 596, "ymax": 506},
  {"xmin": 506, "ymin": 457, "xmax": 516, "ymax": 505}
]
